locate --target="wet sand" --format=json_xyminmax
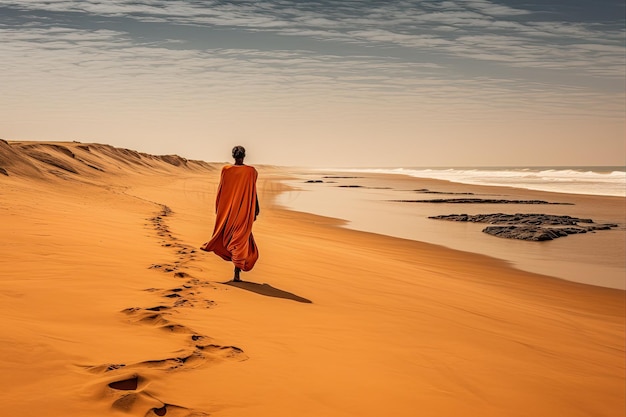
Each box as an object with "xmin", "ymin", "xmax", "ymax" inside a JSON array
[{"xmin": 0, "ymin": 141, "xmax": 624, "ymax": 417}]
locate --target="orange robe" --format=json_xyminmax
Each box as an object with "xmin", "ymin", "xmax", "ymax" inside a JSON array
[{"xmin": 200, "ymin": 164, "xmax": 259, "ymax": 271}]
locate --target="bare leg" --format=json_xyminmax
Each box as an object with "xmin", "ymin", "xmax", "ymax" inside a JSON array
[{"xmin": 233, "ymin": 266, "xmax": 241, "ymax": 282}]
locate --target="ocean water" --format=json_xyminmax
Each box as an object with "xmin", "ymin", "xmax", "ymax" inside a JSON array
[{"xmin": 322, "ymin": 167, "xmax": 626, "ymax": 197}]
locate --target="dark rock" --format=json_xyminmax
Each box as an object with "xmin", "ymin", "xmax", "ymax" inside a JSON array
[
  {"xmin": 429, "ymin": 213, "xmax": 590, "ymax": 226},
  {"xmin": 305, "ymin": 180, "xmax": 323, "ymax": 183},
  {"xmin": 392, "ymin": 198, "xmax": 571, "ymax": 205},
  {"xmin": 588, "ymin": 224, "xmax": 616, "ymax": 231},
  {"xmin": 0, "ymin": 167, "xmax": 7, "ymax": 176},
  {"xmin": 482, "ymin": 226, "xmax": 585, "ymax": 241},
  {"xmin": 430, "ymin": 213, "xmax": 619, "ymax": 241},
  {"xmin": 414, "ymin": 189, "xmax": 475, "ymax": 195}
]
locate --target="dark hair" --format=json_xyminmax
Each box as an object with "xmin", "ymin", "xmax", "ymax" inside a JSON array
[{"xmin": 232, "ymin": 145, "xmax": 246, "ymax": 160}]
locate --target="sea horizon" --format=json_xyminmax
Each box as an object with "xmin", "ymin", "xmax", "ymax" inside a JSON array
[{"xmin": 313, "ymin": 166, "xmax": 626, "ymax": 198}]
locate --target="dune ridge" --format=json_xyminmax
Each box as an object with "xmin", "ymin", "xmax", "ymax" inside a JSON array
[{"xmin": 0, "ymin": 139, "xmax": 216, "ymax": 180}]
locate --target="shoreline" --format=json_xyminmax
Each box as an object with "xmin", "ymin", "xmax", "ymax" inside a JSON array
[{"xmin": 274, "ymin": 170, "xmax": 626, "ymax": 290}]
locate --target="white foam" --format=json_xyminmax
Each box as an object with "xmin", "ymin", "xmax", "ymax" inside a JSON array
[{"xmin": 319, "ymin": 167, "xmax": 626, "ymax": 197}]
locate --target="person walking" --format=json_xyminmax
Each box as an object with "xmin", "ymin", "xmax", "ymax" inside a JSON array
[{"xmin": 201, "ymin": 146, "xmax": 259, "ymax": 281}]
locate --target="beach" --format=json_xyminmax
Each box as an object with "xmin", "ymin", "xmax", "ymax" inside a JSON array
[{"xmin": 0, "ymin": 141, "xmax": 624, "ymax": 417}]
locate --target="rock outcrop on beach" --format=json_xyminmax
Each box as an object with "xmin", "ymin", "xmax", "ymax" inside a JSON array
[
  {"xmin": 304, "ymin": 176, "xmax": 363, "ymax": 183},
  {"xmin": 481, "ymin": 225, "xmax": 614, "ymax": 241},
  {"xmin": 392, "ymin": 198, "xmax": 572, "ymax": 205},
  {"xmin": 429, "ymin": 213, "xmax": 618, "ymax": 241},
  {"xmin": 303, "ymin": 179, "xmax": 392, "ymax": 190},
  {"xmin": 414, "ymin": 188, "xmax": 475, "ymax": 195}
]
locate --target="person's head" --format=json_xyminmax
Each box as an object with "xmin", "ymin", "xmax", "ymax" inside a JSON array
[
  {"xmin": 232, "ymin": 145, "xmax": 246, "ymax": 162},
  {"xmin": 233, "ymin": 145, "xmax": 246, "ymax": 159}
]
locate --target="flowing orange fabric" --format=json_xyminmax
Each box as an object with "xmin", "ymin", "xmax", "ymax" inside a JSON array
[{"xmin": 200, "ymin": 165, "xmax": 259, "ymax": 271}]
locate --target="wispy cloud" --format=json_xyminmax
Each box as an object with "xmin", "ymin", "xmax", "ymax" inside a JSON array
[
  {"xmin": 4, "ymin": 0, "xmax": 622, "ymax": 81},
  {"xmin": 1, "ymin": 21, "xmax": 621, "ymax": 123}
]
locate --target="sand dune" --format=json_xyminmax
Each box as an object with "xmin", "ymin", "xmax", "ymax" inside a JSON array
[{"xmin": 0, "ymin": 140, "xmax": 623, "ymax": 417}]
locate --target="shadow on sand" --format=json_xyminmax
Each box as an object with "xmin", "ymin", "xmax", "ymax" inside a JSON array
[{"xmin": 223, "ymin": 281, "xmax": 312, "ymax": 304}]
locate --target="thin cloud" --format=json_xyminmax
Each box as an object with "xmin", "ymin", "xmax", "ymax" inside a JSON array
[
  {"xmin": 462, "ymin": 0, "xmax": 532, "ymax": 17},
  {"xmin": 1, "ymin": 23, "xmax": 622, "ymax": 121}
]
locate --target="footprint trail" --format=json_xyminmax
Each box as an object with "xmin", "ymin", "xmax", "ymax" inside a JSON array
[{"xmin": 79, "ymin": 204, "xmax": 245, "ymax": 416}]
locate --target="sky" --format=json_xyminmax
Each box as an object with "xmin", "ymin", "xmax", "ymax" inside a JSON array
[{"xmin": 1, "ymin": 0, "xmax": 624, "ymax": 167}]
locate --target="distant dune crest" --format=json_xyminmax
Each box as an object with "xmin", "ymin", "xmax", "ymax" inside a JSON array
[{"xmin": 0, "ymin": 139, "xmax": 218, "ymax": 179}]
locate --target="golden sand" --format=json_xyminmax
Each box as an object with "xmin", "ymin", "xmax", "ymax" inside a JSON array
[{"xmin": 0, "ymin": 141, "xmax": 624, "ymax": 417}]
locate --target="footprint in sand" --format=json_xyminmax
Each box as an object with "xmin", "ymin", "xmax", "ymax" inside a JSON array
[
  {"xmin": 121, "ymin": 306, "xmax": 195, "ymax": 333},
  {"xmin": 108, "ymin": 375, "xmax": 139, "ymax": 390},
  {"xmin": 82, "ymin": 337, "xmax": 245, "ymax": 412},
  {"xmin": 103, "ymin": 374, "xmax": 209, "ymax": 416},
  {"xmin": 141, "ymin": 284, "xmax": 216, "ymax": 309},
  {"xmin": 148, "ymin": 206, "xmax": 199, "ymax": 275},
  {"xmin": 82, "ymin": 335, "xmax": 245, "ymax": 414}
]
